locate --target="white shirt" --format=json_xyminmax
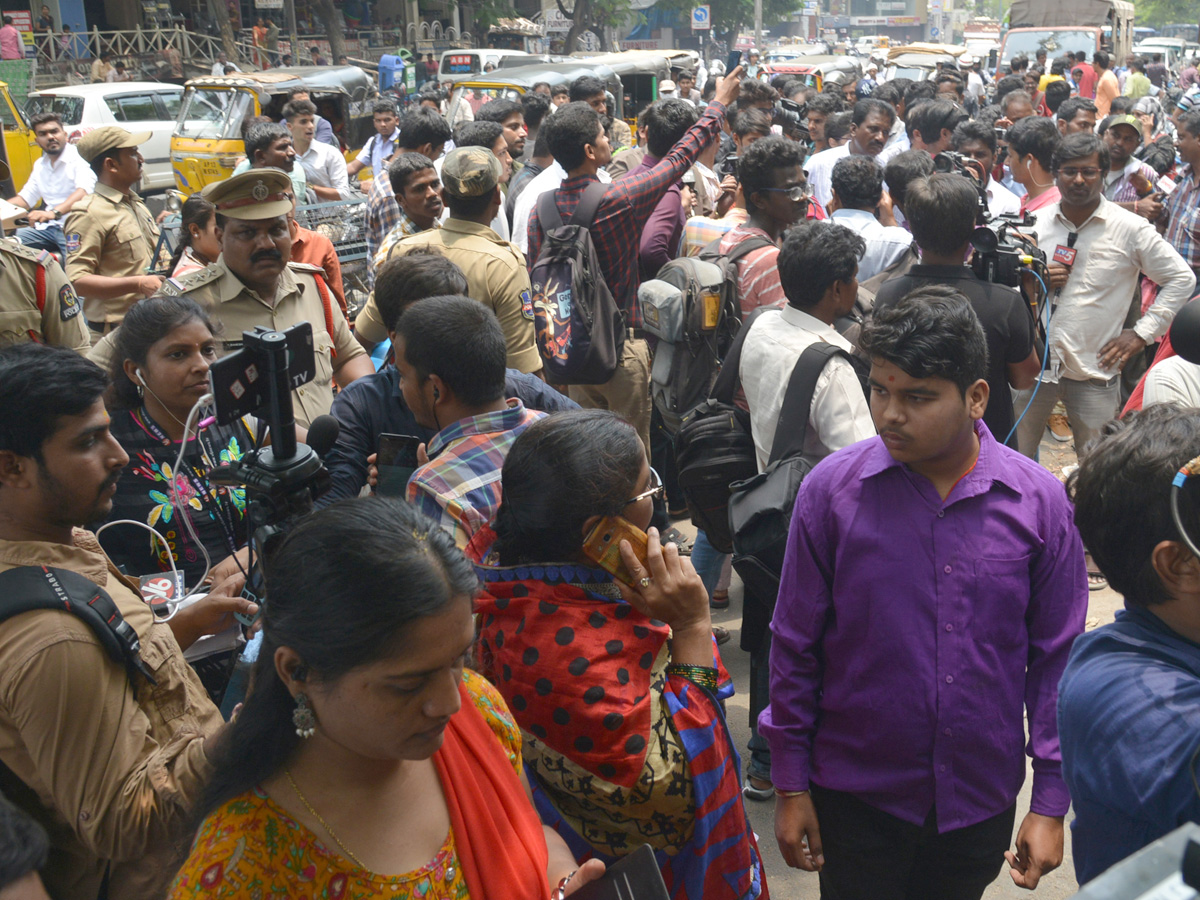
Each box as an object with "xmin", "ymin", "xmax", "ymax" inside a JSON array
[
  {"xmin": 967, "ymin": 70, "xmax": 985, "ymax": 101},
  {"xmin": 1032, "ymin": 196, "xmax": 1196, "ymax": 383},
  {"xmin": 829, "ymin": 208, "xmax": 913, "ymax": 281},
  {"xmin": 211, "ymin": 60, "xmax": 240, "ymax": 76},
  {"xmin": 17, "ymin": 144, "xmax": 96, "ymax": 230},
  {"xmin": 511, "ymin": 161, "xmax": 613, "ymax": 254},
  {"xmin": 433, "ymin": 154, "xmax": 510, "ymax": 242},
  {"xmin": 804, "ymin": 144, "xmax": 853, "ymax": 211},
  {"xmin": 296, "ymin": 139, "xmax": 352, "ymax": 198},
  {"xmin": 740, "ymin": 304, "xmax": 876, "ymax": 472},
  {"xmin": 356, "ymin": 129, "xmax": 401, "ymax": 178},
  {"xmin": 1143, "ymin": 354, "xmax": 1200, "ymax": 409},
  {"xmin": 986, "ymin": 180, "xmax": 1021, "ymax": 218}
]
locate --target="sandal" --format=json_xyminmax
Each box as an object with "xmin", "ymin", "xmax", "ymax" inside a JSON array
[
  {"xmin": 743, "ymin": 775, "xmax": 774, "ymax": 801},
  {"xmin": 662, "ymin": 526, "xmax": 692, "ymax": 555},
  {"xmin": 712, "ymin": 625, "xmax": 731, "ymax": 646},
  {"xmin": 1088, "ymin": 571, "xmax": 1108, "ymax": 591},
  {"xmin": 710, "ymin": 589, "xmax": 730, "ymax": 610}
]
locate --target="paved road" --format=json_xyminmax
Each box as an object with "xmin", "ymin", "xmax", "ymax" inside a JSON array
[{"xmin": 679, "ymin": 429, "xmax": 1116, "ymax": 899}]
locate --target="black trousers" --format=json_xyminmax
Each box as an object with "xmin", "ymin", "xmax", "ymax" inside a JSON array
[{"xmin": 811, "ymin": 784, "xmax": 1016, "ymax": 900}]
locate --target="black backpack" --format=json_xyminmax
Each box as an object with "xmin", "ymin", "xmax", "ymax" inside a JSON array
[
  {"xmin": 529, "ymin": 183, "xmax": 625, "ymax": 384},
  {"xmin": 729, "ymin": 341, "xmax": 868, "ymax": 653},
  {"xmin": 672, "ymin": 306, "xmax": 769, "ymax": 555},
  {"xmin": 639, "ymin": 235, "xmax": 773, "ymax": 434}
]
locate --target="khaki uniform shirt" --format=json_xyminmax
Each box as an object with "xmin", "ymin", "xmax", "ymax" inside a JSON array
[
  {"xmin": 0, "ymin": 238, "xmax": 89, "ymax": 353},
  {"xmin": 0, "ymin": 531, "xmax": 221, "ymax": 900},
  {"xmin": 357, "ymin": 218, "xmax": 541, "ymax": 373},
  {"xmin": 160, "ymin": 259, "xmax": 367, "ymax": 427},
  {"xmin": 64, "ymin": 182, "xmax": 160, "ymax": 325}
]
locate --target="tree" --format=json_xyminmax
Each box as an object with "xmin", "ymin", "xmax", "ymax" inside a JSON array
[
  {"xmin": 312, "ymin": 0, "xmax": 347, "ymax": 64},
  {"xmin": 1136, "ymin": 0, "xmax": 1197, "ymax": 29},
  {"xmin": 208, "ymin": 0, "xmax": 239, "ymax": 64},
  {"xmin": 552, "ymin": 0, "xmax": 632, "ymax": 51}
]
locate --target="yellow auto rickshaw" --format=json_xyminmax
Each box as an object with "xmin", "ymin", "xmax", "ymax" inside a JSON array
[
  {"xmin": 0, "ymin": 80, "xmax": 38, "ymax": 198},
  {"xmin": 170, "ymin": 65, "xmax": 375, "ymax": 195}
]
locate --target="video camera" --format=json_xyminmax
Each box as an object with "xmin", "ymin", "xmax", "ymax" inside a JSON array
[
  {"xmin": 932, "ymin": 151, "xmax": 1047, "ymax": 292},
  {"xmin": 774, "ymin": 98, "xmax": 811, "ymax": 145},
  {"xmin": 207, "ymin": 324, "xmax": 337, "ymax": 566}
]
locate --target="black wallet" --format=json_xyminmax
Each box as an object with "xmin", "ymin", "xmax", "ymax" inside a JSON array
[{"xmin": 567, "ymin": 845, "xmax": 669, "ymax": 900}]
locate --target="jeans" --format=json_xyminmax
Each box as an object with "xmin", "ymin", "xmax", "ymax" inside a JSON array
[
  {"xmin": 1012, "ymin": 376, "xmax": 1120, "ymax": 460},
  {"xmin": 690, "ymin": 529, "xmax": 727, "ymax": 600},
  {"xmin": 16, "ymin": 223, "xmax": 66, "ymax": 258},
  {"xmin": 747, "ymin": 630, "xmax": 772, "ymax": 781}
]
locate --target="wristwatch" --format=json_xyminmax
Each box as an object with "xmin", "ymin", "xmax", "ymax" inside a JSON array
[{"xmin": 51, "ymin": 208, "xmax": 62, "ymax": 220}]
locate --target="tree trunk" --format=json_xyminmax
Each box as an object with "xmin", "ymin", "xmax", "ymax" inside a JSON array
[
  {"xmin": 312, "ymin": 0, "xmax": 348, "ymax": 63},
  {"xmin": 208, "ymin": 0, "xmax": 240, "ymax": 63}
]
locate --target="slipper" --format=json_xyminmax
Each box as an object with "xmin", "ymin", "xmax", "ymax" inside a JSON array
[
  {"xmin": 743, "ymin": 775, "xmax": 774, "ymax": 801},
  {"xmin": 662, "ymin": 526, "xmax": 692, "ymax": 555},
  {"xmin": 712, "ymin": 625, "xmax": 731, "ymax": 646},
  {"xmin": 710, "ymin": 589, "xmax": 730, "ymax": 610},
  {"xmin": 1088, "ymin": 571, "xmax": 1108, "ymax": 591}
]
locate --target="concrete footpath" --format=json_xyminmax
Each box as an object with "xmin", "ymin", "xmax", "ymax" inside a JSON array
[{"xmin": 680, "ymin": 430, "xmax": 1118, "ymax": 898}]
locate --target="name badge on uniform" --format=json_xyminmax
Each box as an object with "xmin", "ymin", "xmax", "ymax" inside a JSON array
[
  {"xmin": 520, "ymin": 289, "xmax": 534, "ymax": 320},
  {"xmin": 65, "ymin": 233, "xmax": 81, "ymax": 254},
  {"xmin": 1053, "ymin": 245, "xmax": 1078, "ymax": 267}
]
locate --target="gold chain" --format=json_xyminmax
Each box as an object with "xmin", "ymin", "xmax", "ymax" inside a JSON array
[{"xmin": 285, "ymin": 769, "xmax": 367, "ymax": 870}]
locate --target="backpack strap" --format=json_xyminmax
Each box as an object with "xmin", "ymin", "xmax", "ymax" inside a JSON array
[
  {"xmin": 536, "ymin": 188, "xmax": 565, "ymax": 231},
  {"xmin": 711, "ymin": 305, "xmax": 771, "ymax": 404},
  {"xmin": 767, "ymin": 341, "xmax": 851, "ymax": 464},
  {"xmin": 0, "ymin": 566, "xmax": 156, "ymax": 691},
  {"xmin": 568, "ymin": 181, "xmax": 608, "ymax": 228},
  {"xmin": 697, "ymin": 233, "xmax": 773, "ymax": 265}
]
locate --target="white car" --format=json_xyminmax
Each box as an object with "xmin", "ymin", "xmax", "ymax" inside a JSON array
[{"xmin": 25, "ymin": 82, "xmax": 184, "ymax": 192}]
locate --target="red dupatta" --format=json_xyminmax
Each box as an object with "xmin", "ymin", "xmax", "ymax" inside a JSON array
[{"xmin": 433, "ymin": 679, "xmax": 550, "ymax": 900}]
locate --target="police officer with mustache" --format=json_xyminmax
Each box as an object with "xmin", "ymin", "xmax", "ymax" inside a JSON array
[{"xmin": 157, "ymin": 169, "xmax": 374, "ymax": 426}]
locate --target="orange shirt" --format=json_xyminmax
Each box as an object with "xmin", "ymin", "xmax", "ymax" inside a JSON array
[
  {"xmin": 1095, "ymin": 69, "xmax": 1120, "ymax": 118},
  {"xmin": 290, "ymin": 225, "xmax": 346, "ymax": 313}
]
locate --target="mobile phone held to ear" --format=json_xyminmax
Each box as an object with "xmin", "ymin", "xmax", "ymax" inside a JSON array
[
  {"xmin": 582, "ymin": 516, "xmax": 650, "ymax": 586},
  {"xmin": 726, "ymin": 49, "xmax": 742, "ymax": 74},
  {"xmin": 376, "ymin": 433, "xmax": 423, "ymax": 497}
]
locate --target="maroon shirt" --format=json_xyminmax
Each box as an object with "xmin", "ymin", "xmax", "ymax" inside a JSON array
[
  {"xmin": 622, "ymin": 151, "xmax": 685, "ymax": 281},
  {"xmin": 526, "ymin": 101, "xmax": 726, "ymax": 327}
]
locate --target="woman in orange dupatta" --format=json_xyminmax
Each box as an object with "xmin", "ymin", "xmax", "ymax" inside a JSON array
[{"xmin": 170, "ymin": 499, "xmax": 603, "ymax": 899}]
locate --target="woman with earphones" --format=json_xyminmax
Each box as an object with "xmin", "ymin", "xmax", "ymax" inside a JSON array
[{"xmin": 95, "ymin": 296, "xmax": 256, "ymax": 600}]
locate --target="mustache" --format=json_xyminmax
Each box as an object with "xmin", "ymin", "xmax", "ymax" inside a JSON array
[
  {"xmin": 100, "ymin": 471, "xmax": 120, "ymax": 495},
  {"xmin": 250, "ymin": 249, "xmax": 284, "ymax": 263}
]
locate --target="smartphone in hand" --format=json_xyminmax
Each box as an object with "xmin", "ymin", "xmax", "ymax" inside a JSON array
[
  {"xmin": 582, "ymin": 516, "xmax": 650, "ymax": 587},
  {"xmin": 726, "ymin": 49, "xmax": 742, "ymax": 74},
  {"xmin": 376, "ymin": 433, "xmax": 423, "ymax": 497}
]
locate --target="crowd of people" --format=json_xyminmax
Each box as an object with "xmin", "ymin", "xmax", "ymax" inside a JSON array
[{"xmin": 3, "ymin": 38, "xmax": 1200, "ymax": 900}]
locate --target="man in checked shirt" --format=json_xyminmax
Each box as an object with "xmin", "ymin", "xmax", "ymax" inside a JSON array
[{"xmin": 526, "ymin": 67, "xmax": 744, "ymax": 452}]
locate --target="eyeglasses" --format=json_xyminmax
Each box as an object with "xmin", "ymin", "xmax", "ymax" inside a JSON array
[
  {"xmin": 760, "ymin": 185, "xmax": 812, "ymax": 202},
  {"xmin": 1057, "ymin": 166, "xmax": 1103, "ymax": 180},
  {"xmin": 624, "ymin": 467, "xmax": 665, "ymax": 506}
]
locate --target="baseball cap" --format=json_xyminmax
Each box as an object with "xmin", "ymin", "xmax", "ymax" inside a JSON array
[
  {"xmin": 75, "ymin": 125, "xmax": 151, "ymax": 163},
  {"xmin": 441, "ymin": 146, "xmax": 502, "ymax": 198},
  {"xmin": 201, "ymin": 168, "xmax": 294, "ymax": 219},
  {"xmin": 1101, "ymin": 113, "xmax": 1143, "ymax": 141},
  {"xmin": 660, "ymin": 79, "xmax": 677, "ymax": 93}
]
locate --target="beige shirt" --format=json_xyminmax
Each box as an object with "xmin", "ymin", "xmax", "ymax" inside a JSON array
[
  {"xmin": 0, "ymin": 238, "xmax": 89, "ymax": 352},
  {"xmin": 359, "ymin": 218, "xmax": 541, "ymax": 373},
  {"xmin": 63, "ymin": 182, "xmax": 160, "ymax": 324},
  {"xmin": 0, "ymin": 530, "xmax": 222, "ymax": 900},
  {"xmin": 161, "ymin": 258, "xmax": 368, "ymax": 426}
]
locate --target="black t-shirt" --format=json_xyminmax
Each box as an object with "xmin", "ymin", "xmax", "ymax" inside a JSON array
[{"xmin": 873, "ymin": 265, "xmax": 1035, "ymax": 447}]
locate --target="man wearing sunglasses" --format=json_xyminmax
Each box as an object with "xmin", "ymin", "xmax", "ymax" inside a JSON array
[
  {"xmin": 716, "ymin": 136, "xmax": 815, "ymax": 316},
  {"xmin": 1017, "ymin": 132, "xmax": 1195, "ymax": 459}
]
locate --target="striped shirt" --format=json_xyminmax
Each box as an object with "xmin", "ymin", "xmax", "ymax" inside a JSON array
[
  {"xmin": 374, "ymin": 209, "xmax": 441, "ymax": 271},
  {"xmin": 718, "ymin": 224, "xmax": 788, "ymax": 316},
  {"xmin": 1165, "ymin": 164, "xmax": 1200, "ymax": 273},
  {"xmin": 683, "ymin": 207, "xmax": 748, "ymax": 257},
  {"xmin": 407, "ymin": 400, "xmax": 545, "ymax": 549}
]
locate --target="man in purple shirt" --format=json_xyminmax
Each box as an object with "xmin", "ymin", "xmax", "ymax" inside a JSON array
[
  {"xmin": 621, "ymin": 97, "xmax": 698, "ymax": 280},
  {"xmin": 763, "ymin": 287, "xmax": 1088, "ymax": 898}
]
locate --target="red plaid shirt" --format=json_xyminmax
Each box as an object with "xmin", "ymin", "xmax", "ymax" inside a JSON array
[{"xmin": 526, "ymin": 101, "xmax": 727, "ymax": 328}]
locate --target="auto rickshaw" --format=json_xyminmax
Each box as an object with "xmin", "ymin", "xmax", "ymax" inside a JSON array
[
  {"xmin": 445, "ymin": 51, "xmax": 696, "ymax": 133},
  {"xmin": 170, "ymin": 65, "xmax": 375, "ymax": 195},
  {"xmin": 757, "ymin": 56, "xmax": 863, "ymax": 93},
  {"xmin": 0, "ymin": 80, "xmax": 38, "ymax": 199}
]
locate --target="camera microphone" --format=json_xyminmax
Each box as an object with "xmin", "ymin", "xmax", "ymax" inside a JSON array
[
  {"xmin": 1170, "ymin": 299, "xmax": 1200, "ymax": 365},
  {"xmin": 305, "ymin": 415, "xmax": 340, "ymax": 461}
]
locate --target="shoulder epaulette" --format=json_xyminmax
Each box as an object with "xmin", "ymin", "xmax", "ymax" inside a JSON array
[
  {"xmin": 0, "ymin": 240, "xmax": 53, "ymax": 266},
  {"xmin": 159, "ymin": 265, "xmax": 223, "ymax": 296},
  {"xmin": 287, "ymin": 261, "xmax": 326, "ymax": 274}
]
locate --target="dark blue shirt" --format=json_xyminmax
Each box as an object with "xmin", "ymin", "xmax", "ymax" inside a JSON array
[
  {"xmin": 1058, "ymin": 606, "xmax": 1200, "ymax": 884},
  {"xmin": 321, "ymin": 365, "xmax": 579, "ymax": 505}
]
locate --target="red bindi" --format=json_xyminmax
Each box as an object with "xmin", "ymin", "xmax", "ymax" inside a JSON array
[{"xmin": 887, "ymin": 376, "xmax": 895, "ymax": 382}]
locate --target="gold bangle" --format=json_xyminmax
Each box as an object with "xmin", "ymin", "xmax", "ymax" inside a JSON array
[{"xmin": 775, "ymin": 788, "xmax": 810, "ymax": 798}]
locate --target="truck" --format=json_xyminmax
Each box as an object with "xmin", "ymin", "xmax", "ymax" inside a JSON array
[{"xmin": 999, "ymin": 0, "xmax": 1134, "ymax": 69}]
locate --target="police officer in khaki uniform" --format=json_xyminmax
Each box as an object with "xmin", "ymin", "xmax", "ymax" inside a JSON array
[
  {"xmin": 159, "ymin": 169, "xmax": 373, "ymax": 427},
  {"xmin": 0, "ymin": 239, "xmax": 89, "ymax": 352},
  {"xmin": 354, "ymin": 146, "xmax": 542, "ymax": 374},
  {"xmin": 63, "ymin": 126, "xmax": 161, "ymax": 344}
]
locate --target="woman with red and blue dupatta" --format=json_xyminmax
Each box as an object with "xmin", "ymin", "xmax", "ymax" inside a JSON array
[{"xmin": 468, "ymin": 410, "xmax": 768, "ymax": 900}]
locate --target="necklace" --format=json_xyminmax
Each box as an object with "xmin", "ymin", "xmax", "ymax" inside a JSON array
[{"xmin": 285, "ymin": 769, "xmax": 367, "ymax": 870}]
